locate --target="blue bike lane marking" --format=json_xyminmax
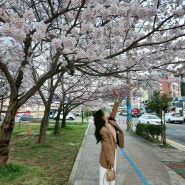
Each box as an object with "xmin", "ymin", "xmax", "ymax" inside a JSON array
[{"xmin": 119, "ymin": 147, "xmax": 150, "ymax": 185}]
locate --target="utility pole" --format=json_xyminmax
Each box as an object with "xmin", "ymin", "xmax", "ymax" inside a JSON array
[
  {"xmin": 82, "ymin": 108, "xmax": 84, "ymax": 123},
  {"xmin": 126, "ymin": 70, "xmax": 132, "ymax": 131}
]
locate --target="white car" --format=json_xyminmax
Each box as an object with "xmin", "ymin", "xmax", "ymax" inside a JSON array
[
  {"xmin": 54, "ymin": 112, "xmax": 75, "ymax": 120},
  {"xmin": 165, "ymin": 113, "xmax": 184, "ymax": 124},
  {"xmin": 138, "ymin": 114, "xmax": 161, "ymax": 125},
  {"xmin": 0, "ymin": 115, "xmax": 4, "ymax": 121}
]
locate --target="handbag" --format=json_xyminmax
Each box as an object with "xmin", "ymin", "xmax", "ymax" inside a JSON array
[{"xmin": 104, "ymin": 168, "xmax": 116, "ymax": 183}]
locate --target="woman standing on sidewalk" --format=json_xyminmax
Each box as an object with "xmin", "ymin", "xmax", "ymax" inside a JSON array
[{"xmin": 94, "ymin": 90, "xmax": 124, "ymax": 185}]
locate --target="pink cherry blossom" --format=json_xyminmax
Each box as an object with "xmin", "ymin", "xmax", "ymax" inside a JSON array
[
  {"xmin": 51, "ymin": 38, "xmax": 62, "ymax": 48},
  {"xmin": 23, "ymin": 9, "xmax": 35, "ymax": 20}
]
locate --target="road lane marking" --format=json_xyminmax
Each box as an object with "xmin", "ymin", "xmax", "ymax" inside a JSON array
[
  {"xmin": 166, "ymin": 139, "xmax": 185, "ymax": 151},
  {"xmin": 176, "ymin": 130, "xmax": 185, "ymax": 133},
  {"xmin": 167, "ymin": 139, "xmax": 185, "ymax": 147}
]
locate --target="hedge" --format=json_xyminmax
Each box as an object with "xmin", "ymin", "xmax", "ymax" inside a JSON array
[{"xmin": 136, "ymin": 123, "xmax": 165, "ymax": 140}]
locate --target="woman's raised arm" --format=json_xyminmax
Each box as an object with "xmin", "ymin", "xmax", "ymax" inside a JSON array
[{"xmin": 110, "ymin": 90, "xmax": 120, "ymax": 119}]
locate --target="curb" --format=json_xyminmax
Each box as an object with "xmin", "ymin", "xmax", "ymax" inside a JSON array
[
  {"xmin": 166, "ymin": 138, "xmax": 185, "ymax": 151},
  {"xmin": 67, "ymin": 122, "xmax": 91, "ymax": 185},
  {"xmin": 166, "ymin": 165, "xmax": 185, "ymax": 185}
]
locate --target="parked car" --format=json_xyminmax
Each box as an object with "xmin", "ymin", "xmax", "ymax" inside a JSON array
[
  {"xmin": 165, "ymin": 113, "xmax": 184, "ymax": 124},
  {"xmin": 0, "ymin": 115, "xmax": 4, "ymax": 121},
  {"xmin": 138, "ymin": 114, "xmax": 161, "ymax": 125},
  {"xmin": 49, "ymin": 109, "xmax": 57, "ymax": 119},
  {"xmin": 16, "ymin": 113, "xmax": 25, "ymax": 117},
  {"xmin": 54, "ymin": 112, "xmax": 75, "ymax": 120},
  {"xmin": 74, "ymin": 111, "xmax": 82, "ymax": 116},
  {"xmin": 119, "ymin": 109, "xmax": 126, "ymax": 116},
  {"xmin": 17, "ymin": 114, "xmax": 33, "ymax": 121},
  {"xmin": 118, "ymin": 107, "xmax": 127, "ymax": 116},
  {"xmin": 132, "ymin": 108, "xmax": 141, "ymax": 118},
  {"xmin": 120, "ymin": 108, "xmax": 141, "ymax": 117}
]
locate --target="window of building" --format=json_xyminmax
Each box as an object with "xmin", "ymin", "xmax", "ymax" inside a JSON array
[
  {"xmin": 173, "ymin": 93, "xmax": 179, "ymax": 98},
  {"xmin": 173, "ymin": 85, "xmax": 179, "ymax": 91}
]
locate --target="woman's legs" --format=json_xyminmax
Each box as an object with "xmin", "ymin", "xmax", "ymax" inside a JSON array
[
  {"xmin": 99, "ymin": 150, "xmax": 117, "ymax": 185},
  {"xmin": 99, "ymin": 165, "xmax": 108, "ymax": 185}
]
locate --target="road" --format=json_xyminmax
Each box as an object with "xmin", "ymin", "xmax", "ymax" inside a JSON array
[
  {"xmin": 165, "ymin": 123, "xmax": 185, "ymax": 146},
  {"xmin": 117, "ymin": 115, "xmax": 185, "ymax": 148}
]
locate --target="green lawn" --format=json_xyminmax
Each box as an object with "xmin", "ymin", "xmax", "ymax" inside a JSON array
[
  {"xmin": 164, "ymin": 162, "xmax": 185, "ymax": 179},
  {"xmin": 0, "ymin": 122, "xmax": 88, "ymax": 185}
]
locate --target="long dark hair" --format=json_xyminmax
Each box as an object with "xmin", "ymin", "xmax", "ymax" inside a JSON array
[{"xmin": 94, "ymin": 110, "xmax": 105, "ymax": 144}]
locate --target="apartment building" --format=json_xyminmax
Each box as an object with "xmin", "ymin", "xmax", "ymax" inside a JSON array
[{"xmin": 158, "ymin": 73, "xmax": 181, "ymax": 100}]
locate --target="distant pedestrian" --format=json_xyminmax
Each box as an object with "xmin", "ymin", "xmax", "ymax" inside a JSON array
[{"xmin": 94, "ymin": 90, "xmax": 124, "ymax": 185}]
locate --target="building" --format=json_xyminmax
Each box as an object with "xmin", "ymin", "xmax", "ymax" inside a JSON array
[{"xmin": 158, "ymin": 73, "xmax": 181, "ymax": 100}]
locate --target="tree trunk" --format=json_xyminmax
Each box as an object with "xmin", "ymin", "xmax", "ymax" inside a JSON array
[
  {"xmin": 0, "ymin": 100, "xmax": 18, "ymax": 165},
  {"xmin": 163, "ymin": 129, "xmax": 166, "ymax": 145},
  {"xmin": 160, "ymin": 111, "xmax": 163, "ymax": 143},
  {"xmin": 61, "ymin": 114, "xmax": 67, "ymax": 128},
  {"xmin": 37, "ymin": 113, "xmax": 48, "ymax": 143},
  {"xmin": 54, "ymin": 105, "xmax": 63, "ymax": 135},
  {"xmin": 0, "ymin": 95, "xmax": 4, "ymax": 116},
  {"xmin": 163, "ymin": 114, "xmax": 166, "ymax": 146},
  {"xmin": 54, "ymin": 114, "xmax": 60, "ymax": 135},
  {"xmin": 38, "ymin": 102, "xmax": 51, "ymax": 143},
  {"xmin": 54, "ymin": 119, "xmax": 60, "ymax": 135}
]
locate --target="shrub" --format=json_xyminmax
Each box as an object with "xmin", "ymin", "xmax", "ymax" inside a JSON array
[
  {"xmin": 136, "ymin": 123, "xmax": 165, "ymax": 140},
  {"xmin": 148, "ymin": 124, "xmax": 158, "ymax": 137},
  {"xmin": 136, "ymin": 124, "xmax": 149, "ymax": 138}
]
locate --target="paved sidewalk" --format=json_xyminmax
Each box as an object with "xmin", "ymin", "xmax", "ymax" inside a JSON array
[{"xmin": 69, "ymin": 120, "xmax": 185, "ymax": 185}]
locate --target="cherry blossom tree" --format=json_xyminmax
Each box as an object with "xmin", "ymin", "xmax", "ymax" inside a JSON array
[
  {"xmin": 53, "ymin": 74, "xmax": 108, "ymax": 134},
  {"xmin": 53, "ymin": 74, "xmax": 134, "ymax": 135},
  {"xmin": 0, "ymin": 0, "xmax": 185, "ymax": 165}
]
